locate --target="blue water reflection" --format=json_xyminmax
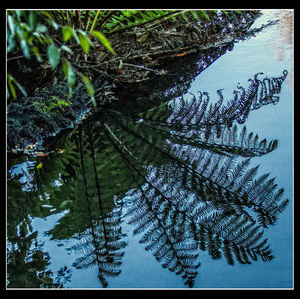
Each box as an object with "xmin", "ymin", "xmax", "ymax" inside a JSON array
[{"xmin": 7, "ymin": 9, "xmax": 293, "ymax": 289}]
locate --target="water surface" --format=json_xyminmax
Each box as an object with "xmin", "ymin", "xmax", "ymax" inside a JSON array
[{"xmin": 7, "ymin": 9, "xmax": 293, "ymax": 289}]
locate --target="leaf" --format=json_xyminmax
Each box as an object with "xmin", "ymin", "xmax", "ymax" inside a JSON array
[
  {"xmin": 36, "ymin": 152, "xmax": 47, "ymax": 157},
  {"xmin": 80, "ymin": 74, "xmax": 96, "ymax": 107},
  {"xmin": 7, "ymin": 74, "xmax": 16, "ymax": 99},
  {"xmin": 91, "ymin": 30, "xmax": 116, "ymax": 55},
  {"xmin": 60, "ymin": 45, "xmax": 73, "ymax": 55},
  {"xmin": 51, "ymin": 19, "xmax": 59, "ymax": 30},
  {"xmin": 28, "ymin": 11, "xmax": 36, "ymax": 30},
  {"xmin": 7, "ymin": 15, "xmax": 15, "ymax": 36},
  {"xmin": 7, "ymin": 73, "xmax": 27, "ymax": 100},
  {"xmin": 70, "ymin": 28, "xmax": 80, "ymax": 44},
  {"xmin": 198, "ymin": 10, "xmax": 210, "ymax": 21},
  {"xmin": 47, "ymin": 44, "xmax": 60, "ymax": 69},
  {"xmin": 7, "ymin": 31, "xmax": 16, "ymax": 52},
  {"xmin": 20, "ymin": 39, "xmax": 30, "ymax": 59},
  {"xmin": 15, "ymin": 80, "xmax": 28, "ymax": 97},
  {"xmin": 31, "ymin": 46, "xmax": 43, "ymax": 62},
  {"xmin": 35, "ymin": 24, "xmax": 48, "ymax": 33},
  {"xmin": 119, "ymin": 59, "xmax": 123, "ymax": 69},
  {"xmin": 121, "ymin": 10, "xmax": 133, "ymax": 18},
  {"xmin": 136, "ymin": 31, "xmax": 149, "ymax": 43},
  {"xmin": 78, "ymin": 30, "xmax": 92, "ymax": 54},
  {"xmin": 62, "ymin": 59, "xmax": 76, "ymax": 95},
  {"xmin": 62, "ymin": 25, "xmax": 73, "ymax": 42},
  {"xmin": 60, "ymin": 200, "xmax": 71, "ymax": 209},
  {"xmin": 61, "ymin": 58, "xmax": 69, "ymax": 77}
]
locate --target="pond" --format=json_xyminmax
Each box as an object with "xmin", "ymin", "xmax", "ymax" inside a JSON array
[{"xmin": 7, "ymin": 9, "xmax": 293, "ymax": 289}]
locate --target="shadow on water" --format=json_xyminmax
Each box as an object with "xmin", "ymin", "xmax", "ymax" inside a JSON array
[{"xmin": 7, "ymin": 58, "xmax": 290, "ymax": 287}]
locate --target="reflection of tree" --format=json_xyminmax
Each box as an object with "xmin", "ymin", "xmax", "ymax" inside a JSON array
[
  {"xmin": 7, "ymin": 229, "xmax": 72, "ymax": 288},
  {"xmin": 6, "ymin": 154, "xmax": 74, "ymax": 288},
  {"xmin": 97, "ymin": 70, "xmax": 288, "ymax": 287},
  {"xmin": 7, "ymin": 69, "xmax": 289, "ymax": 288},
  {"xmin": 102, "ymin": 124, "xmax": 287, "ymax": 286},
  {"xmin": 7, "ymin": 231, "xmax": 48, "ymax": 288},
  {"xmin": 66, "ymin": 126, "xmax": 127, "ymax": 288}
]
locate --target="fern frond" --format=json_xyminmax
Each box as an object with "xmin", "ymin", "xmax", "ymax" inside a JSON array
[
  {"xmin": 225, "ymin": 158, "xmax": 251, "ymax": 189},
  {"xmin": 222, "ymin": 240, "xmax": 235, "ymax": 265},
  {"xmin": 101, "ymin": 10, "xmax": 180, "ymax": 35}
]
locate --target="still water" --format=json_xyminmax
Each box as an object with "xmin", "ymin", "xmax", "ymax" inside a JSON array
[{"xmin": 7, "ymin": 10, "xmax": 293, "ymax": 289}]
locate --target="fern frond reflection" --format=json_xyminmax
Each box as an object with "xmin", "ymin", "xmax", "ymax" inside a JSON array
[
  {"xmin": 65, "ymin": 126, "xmax": 127, "ymax": 288},
  {"xmin": 28, "ymin": 69, "xmax": 288, "ymax": 288},
  {"xmin": 98, "ymin": 70, "xmax": 288, "ymax": 286}
]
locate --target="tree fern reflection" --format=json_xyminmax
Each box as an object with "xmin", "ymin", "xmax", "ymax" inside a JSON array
[
  {"xmin": 7, "ymin": 69, "xmax": 289, "ymax": 288},
  {"xmin": 99, "ymin": 70, "xmax": 288, "ymax": 287}
]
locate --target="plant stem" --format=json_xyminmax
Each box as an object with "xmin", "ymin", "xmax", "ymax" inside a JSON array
[{"xmin": 89, "ymin": 10, "xmax": 100, "ymax": 33}]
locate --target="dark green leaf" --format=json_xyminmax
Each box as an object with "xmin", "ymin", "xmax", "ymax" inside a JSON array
[
  {"xmin": 199, "ymin": 10, "xmax": 210, "ymax": 21},
  {"xmin": 67, "ymin": 65, "xmax": 76, "ymax": 87},
  {"xmin": 51, "ymin": 19, "xmax": 59, "ymax": 30},
  {"xmin": 7, "ymin": 73, "xmax": 26, "ymax": 100},
  {"xmin": 7, "ymin": 32, "xmax": 16, "ymax": 52}
]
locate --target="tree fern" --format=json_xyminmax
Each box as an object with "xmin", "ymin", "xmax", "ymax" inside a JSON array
[{"xmin": 86, "ymin": 10, "xmax": 230, "ymax": 36}]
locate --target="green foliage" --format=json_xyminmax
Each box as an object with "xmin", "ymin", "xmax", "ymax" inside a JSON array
[
  {"xmin": 61, "ymin": 58, "xmax": 76, "ymax": 97},
  {"xmin": 7, "ymin": 9, "xmax": 255, "ymax": 103},
  {"xmin": 7, "ymin": 73, "xmax": 27, "ymax": 100},
  {"xmin": 34, "ymin": 95, "xmax": 72, "ymax": 113},
  {"xmin": 47, "ymin": 43, "xmax": 60, "ymax": 69},
  {"xmin": 80, "ymin": 74, "xmax": 96, "ymax": 106},
  {"xmin": 6, "ymin": 10, "xmax": 116, "ymax": 102},
  {"xmin": 78, "ymin": 29, "xmax": 93, "ymax": 54},
  {"xmin": 7, "ymin": 10, "xmax": 48, "ymax": 61},
  {"xmin": 72, "ymin": 10, "xmax": 219, "ymax": 35},
  {"xmin": 91, "ymin": 30, "xmax": 116, "ymax": 55}
]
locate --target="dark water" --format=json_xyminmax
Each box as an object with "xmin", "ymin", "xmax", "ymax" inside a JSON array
[{"xmin": 7, "ymin": 10, "xmax": 293, "ymax": 289}]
